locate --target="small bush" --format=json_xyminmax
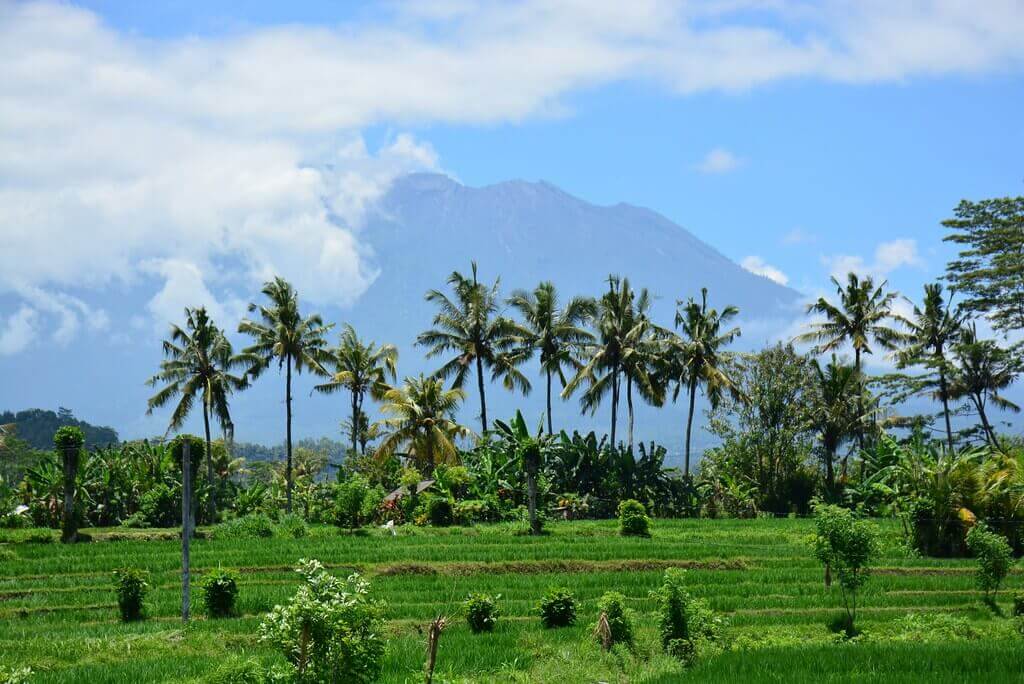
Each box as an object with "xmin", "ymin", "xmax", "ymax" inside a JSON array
[
  {"xmin": 651, "ymin": 568, "xmax": 723, "ymax": 664},
  {"xmin": 966, "ymin": 523, "xmax": 1014, "ymax": 603},
  {"xmin": 216, "ymin": 513, "xmax": 275, "ymax": 539},
  {"xmin": 618, "ymin": 499, "xmax": 650, "ymax": 537},
  {"xmin": 426, "ymin": 497, "xmax": 454, "ymax": 527},
  {"xmin": 139, "ymin": 483, "xmax": 179, "ymax": 528},
  {"xmin": 454, "ymin": 498, "xmax": 500, "ymax": 525},
  {"xmin": 113, "ymin": 568, "xmax": 149, "ymax": 621},
  {"xmin": 1013, "ymin": 592, "xmax": 1024, "ymax": 618},
  {"xmin": 200, "ymin": 567, "xmax": 240, "ymax": 618},
  {"xmin": 276, "ymin": 513, "xmax": 308, "ymax": 539},
  {"xmin": 0, "ymin": 664, "xmax": 33, "ymax": 684},
  {"xmin": 334, "ymin": 477, "xmax": 371, "ymax": 531},
  {"xmin": 595, "ymin": 591, "xmax": 633, "ymax": 647},
  {"xmin": 812, "ymin": 504, "xmax": 878, "ymax": 628},
  {"xmin": 464, "ymin": 592, "xmax": 500, "ymax": 633},
  {"xmin": 538, "ymin": 587, "xmax": 577, "ymax": 628},
  {"xmin": 827, "ymin": 611, "xmax": 858, "ymax": 638}
]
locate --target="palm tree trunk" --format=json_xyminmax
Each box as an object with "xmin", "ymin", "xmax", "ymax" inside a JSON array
[
  {"xmin": 61, "ymin": 446, "xmax": 77, "ymax": 544},
  {"xmin": 974, "ymin": 394, "xmax": 1003, "ymax": 451},
  {"xmin": 610, "ymin": 361, "xmax": 619, "ymax": 447},
  {"xmin": 854, "ymin": 348, "xmax": 865, "ymax": 451},
  {"xmin": 285, "ymin": 357, "xmax": 293, "ymax": 514},
  {"xmin": 938, "ymin": 366, "xmax": 954, "ymax": 456},
  {"xmin": 527, "ymin": 463, "xmax": 540, "ymax": 536},
  {"xmin": 351, "ymin": 390, "xmax": 359, "ymax": 455},
  {"xmin": 626, "ymin": 376, "xmax": 634, "ymax": 451},
  {"xmin": 475, "ymin": 354, "xmax": 488, "ymax": 433},
  {"xmin": 684, "ymin": 379, "xmax": 697, "ymax": 477},
  {"xmin": 203, "ymin": 400, "xmax": 215, "ymax": 522},
  {"xmin": 546, "ymin": 368, "xmax": 553, "ymax": 436},
  {"xmin": 824, "ymin": 447, "xmax": 836, "ymax": 495}
]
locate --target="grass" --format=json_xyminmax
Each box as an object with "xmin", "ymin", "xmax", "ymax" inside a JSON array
[{"xmin": 1, "ymin": 518, "xmax": 1021, "ymax": 682}]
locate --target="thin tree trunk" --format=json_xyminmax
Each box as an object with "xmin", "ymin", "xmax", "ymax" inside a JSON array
[
  {"xmin": 610, "ymin": 361, "xmax": 619, "ymax": 448},
  {"xmin": 938, "ymin": 365, "xmax": 954, "ymax": 456},
  {"xmin": 527, "ymin": 464, "xmax": 539, "ymax": 535},
  {"xmin": 61, "ymin": 446, "xmax": 77, "ymax": 544},
  {"xmin": 285, "ymin": 357, "xmax": 293, "ymax": 514},
  {"xmin": 974, "ymin": 395, "xmax": 1002, "ymax": 451},
  {"xmin": 684, "ymin": 380, "xmax": 697, "ymax": 477},
  {"xmin": 855, "ymin": 348, "xmax": 865, "ymax": 450},
  {"xmin": 181, "ymin": 440, "xmax": 191, "ymax": 622},
  {"xmin": 203, "ymin": 401, "xmax": 215, "ymax": 522},
  {"xmin": 546, "ymin": 368, "xmax": 553, "ymax": 436},
  {"xmin": 824, "ymin": 447, "xmax": 836, "ymax": 495},
  {"xmin": 475, "ymin": 353, "xmax": 488, "ymax": 433},
  {"xmin": 351, "ymin": 390, "xmax": 359, "ymax": 455},
  {"xmin": 626, "ymin": 376, "xmax": 634, "ymax": 451}
]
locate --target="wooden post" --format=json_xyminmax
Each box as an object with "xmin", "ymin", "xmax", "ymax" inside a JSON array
[
  {"xmin": 182, "ymin": 441, "xmax": 191, "ymax": 623},
  {"xmin": 61, "ymin": 445, "xmax": 77, "ymax": 544}
]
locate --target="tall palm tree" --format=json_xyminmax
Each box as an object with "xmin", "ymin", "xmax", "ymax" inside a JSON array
[
  {"xmin": 508, "ymin": 282, "xmax": 595, "ymax": 435},
  {"xmin": 809, "ymin": 355, "xmax": 864, "ymax": 494},
  {"xmin": 314, "ymin": 324, "xmax": 398, "ymax": 455},
  {"xmin": 947, "ymin": 324, "xmax": 1021, "ymax": 451},
  {"xmin": 238, "ymin": 277, "xmax": 333, "ymax": 513},
  {"xmin": 146, "ymin": 307, "xmax": 248, "ymax": 520},
  {"xmin": 417, "ymin": 262, "xmax": 530, "ymax": 432},
  {"xmin": 668, "ymin": 288, "xmax": 742, "ymax": 476},
  {"xmin": 375, "ymin": 375, "xmax": 472, "ymax": 474},
  {"xmin": 896, "ymin": 283, "xmax": 965, "ymax": 454},
  {"xmin": 797, "ymin": 273, "xmax": 900, "ymax": 449}
]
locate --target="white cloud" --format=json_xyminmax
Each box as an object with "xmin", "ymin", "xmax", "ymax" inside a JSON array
[
  {"xmin": 0, "ymin": 307, "xmax": 38, "ymax": 356},
  {"xmin": 696, "ymin": 148, "xmax": 742, "ymax": 174},
  {"xmin": 781, "ymin": 228, "xmax": 817, "ymax": 245},
  {"xmin": 2, "ymin": 1, "xmax": 1023, "ymax": 353},
  {"xmin": 823, "ymin": 239, "xmax": 924, "ymax": 279},
  {"xmin": 741, "ymin": 256, "xmax": 789, "ymax": 285}
]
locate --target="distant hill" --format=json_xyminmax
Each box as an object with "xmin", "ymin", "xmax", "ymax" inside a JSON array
[{"xmin": 0, "ymin": 408, "xmax": 119, "ymax": 450}]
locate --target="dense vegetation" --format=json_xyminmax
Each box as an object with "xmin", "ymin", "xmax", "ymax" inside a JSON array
[{"xmin": 1, "ymin": 194, "xmax": 1022, "ymax": 681}]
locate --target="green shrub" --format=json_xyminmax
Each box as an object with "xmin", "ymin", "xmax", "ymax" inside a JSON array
[
  {"xmin": 139, "ymin": 483, "xmax": 179, "ymax": 528},
  {"xmin": 454, "ymin": 498, "xmax": 499, "ymax": 525},
  {"xmin": 827, "ymin": 611, "xmax": 858, "ymax": 638},
  {"xmin": 651, "ymin": 568, "xmax": 723, "ymax": 664},
  {"xmin": 0, "ymin": 664, "xmax": 33, "ymax": 684},
  {"xmin": 112, "ymin": 568, "xmax": 149, "ymax": 621},
  {"xmin": 426, "ymin": 497, "xmax": 454, "ymax": 527},
  {"xmin": 259, "ymin": 559, "xmax": 385, "ymax": 682},
  {"xmin": 23, "ymin": 529, "xmax": 56, "ymax": 544},
  {"xmin": 538, "ymin": 587, "xmax": 577, "ymax": 628},
  {"xmin": 334, "ymin": 477, "xmax": 371, "ymax": 531},
  {"xmin": 276, "ymin": 513, "xmax": 308, "ymax": 539},
  {"xmin": 464, "ymin": 592, "xmax": 500, "ymax": 633},
  {"xmin": 618, "ymin": 499, "xmax": 650, "ymax": 537},
  {"xmin": 595, "ymin": 591, "xmax": 633, "ymax": 647},
  {"xmin": 1013, "ymin": 592, "xmax": 1024, "ymax": 618},
  {"xmin": 169, "ymin": 434, "xmax": 205, "ymax": 477},
  {"xmin": 200, "ymin": 567, "xmax": 240, "ymax": 618},
  {"xmin": 216, "ymin": 513, "xmax": 275, "ymax": 539},
  {"xmin": 965, "ymin": 523, "xmax": 1014, "ymax": 603},
  {"xmin": 812, "ymin": 504, "xmax": 878, "ymax": 628}
]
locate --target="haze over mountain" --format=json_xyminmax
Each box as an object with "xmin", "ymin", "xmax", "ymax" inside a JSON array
[{"xmin": 2, "ymin": 173, "xmax": 803, "ymax": 458}]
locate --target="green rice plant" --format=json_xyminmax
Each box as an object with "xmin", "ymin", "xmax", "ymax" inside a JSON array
[
  {"xmin": 200, "ymin": 567, "xmax": 240, "ymax": 618},
  {"xmin": 464, "ymin": 592, "xmax": 500, "ymax": 633},
  {"xmin": 276, "ymin": 513, "xmax": 308, "ymax": 539},
  {"xmin": 216, "ymin": 513, "xmax": 275, "ymax": 539},
  {"xmin": 537, "ymin": 586, "xmax": 577, "ymax": 628},
  {"xmin": 112, "ymin": 567, "xmax": 149, "ymax": 622}
]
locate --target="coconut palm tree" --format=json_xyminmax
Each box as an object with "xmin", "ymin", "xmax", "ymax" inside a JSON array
[
  {"xmin": 508, "ymin": 282, "xmax": 595, "ymax": 434},
  {"xmin": 667, "ymin": 287, "xmax": 742, "ymax": 477},
  {"xmin": 947, "ymin": 324, "xmax": 1021, "ymax": 451},
  {"xmin": 808, "ymin": 355, "xmax": 864, "ymax": 494},
  {"xmin": 238, "ymin": 277, "xmax": 333, "ymax": 513},
  {"xmin": 797, "ymin": 273, "xmax": 900, "ymax": 449},
  {"xmin": 417, "ymin": 262, "xmax": 530, "ymax": 432},
  {"xmin": 147, "ymin": 307, "xmax": 248, "ymax": 520},
  {"xmin": 895, "ymin": 283, "xmax": 965, "ymax": 454},
  {"xmin": 314, "ymin": 324, "xmax": 398, "ymax": 455},
  {"xmin": 375, "ymin": 375, "xmax": 472, "ymax": 474},
  {"xmin": 563, "ymin": 276, "xmax": 652, "ymax": 449}
]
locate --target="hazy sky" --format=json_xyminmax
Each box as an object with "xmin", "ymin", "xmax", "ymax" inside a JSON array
[{"xmin": 1, "ymin": 1, "xmax": 1023, "ymax": 438}]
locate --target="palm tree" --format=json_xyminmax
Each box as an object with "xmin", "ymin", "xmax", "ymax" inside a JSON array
[
  {"xmin": 417, "ymin": 262, "xmax": 530, "ymax": 432},
  {"xmin": 508, "ymin": 282, "xmax": 595, "ymax": 435},
  {"xmin": 896, "ymin": 283, "xmax": 965, "ymax": 454},
  {"xmin": 147, "ymin": 307, "xmax": 248, "ymax": 520},
  {"xmin": 375, "ymin": 375, "xmax": 472, "ymax": 474},
  {"xmin": 797, "ymin": 273, "xmax": 900, "ymax": 449},
  {"xmin": 563, "ymin": 276, "xmax": 651, "ymax": 448},
  {"xmin": 667, "ymin": 288, "xmax": 742, "ymax": 477},
  {"xmin": 808, "ymin": 355, "xmax": 864, "ymax": 494},
  {"xmin": 314, "ymin": 324, "xmax": 398, "ymax": 455},
  {"xmin": 238, "ymin": 277, "xmax": 333, "ymax": 513},
  {"xmin": 947, "ymin": 324, "xmax": 1021, "ymax": 451}
]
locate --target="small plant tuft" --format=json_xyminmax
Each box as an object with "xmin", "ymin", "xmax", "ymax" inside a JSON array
[
  {"xmin": 112, "ymin": 567, "xmax": 149, "ymax": 621},
  {"xmin": 618, "ymin": 499, "xmax": 651, "ymax": 537},
  {"xmin": 651, "ymin": 568, "xmax": 724, "ymax": 665},
  {"xmin": 200, "ymin": 567, "xmax": 240, "ymax": 618},
  {"xmin": 538, "ymin": 587, "xmax": 577, "ymax": 629},
  {"xmin": 464, "ymin": 592, "xmax": 500, "ymax": 633},
  {"xmin": 595, "ymin": 591, "xmax": 633, "ymax": 647}
]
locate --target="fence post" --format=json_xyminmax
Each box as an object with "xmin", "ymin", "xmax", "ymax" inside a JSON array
[{"xmin": 182, "ymin": 441, "xmax": 191, "ymax": 623}]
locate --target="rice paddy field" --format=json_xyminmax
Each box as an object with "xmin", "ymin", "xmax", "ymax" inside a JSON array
[{"xmin": 1, "ymin": 518, "xmax": 1023, "ymax": 683}]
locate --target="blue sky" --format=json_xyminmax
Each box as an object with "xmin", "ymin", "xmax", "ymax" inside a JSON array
[{"xmin": 1, "ymin": 1, "xmax": 1023, "ymax": 440}]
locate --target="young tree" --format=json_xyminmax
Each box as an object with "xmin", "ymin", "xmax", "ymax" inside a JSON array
[
  {"xmin": 147, "ymin": 307, "xmax": 248, "ymax": 520},
  {"xmin": 798, "ymin": 273, "xmax": 900, "ymax": 449},
  {"xmin": 375, "ymin": 375, "xmax": 471, "ymax": 474},
  {"xmin": 238, "ymin": 277, "xmax": 333, "ymax": 513},
  {"xmin": 508, "ymin": 282, "xmax": 595, "ymax": 435},
  {"xmin": 667, "ymin": 288, "xmax": 742, "ymax": 477},
  {"xmin": 418, "ymin": 262, "xmax": 530, "ymax": 433},
  {"xmin": 812, "ymin": 504, "xmax": 878, "ymax": 633},
  {"xmin": 314, "ymin": 324, "xmax": 397, "ymax": 455},
  {"xmin": 494, "ymin": 410, "xmax": 549, "ymax": 535},
  {"xmin": 947, "ymin": 324, "xmax": 1021, "ymax": 451},
  {"xmin": 895, "ymin": 283, "xmax": 965, "ymax": 454},
  {"xmin": 943, "ymin": 196, "xmax": 1024, "ymax": 336}
]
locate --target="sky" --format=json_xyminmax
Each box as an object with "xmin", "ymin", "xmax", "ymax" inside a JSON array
[{"xmin": 1, "ymin": 0, "xmax": 1023, "ymax": 440}]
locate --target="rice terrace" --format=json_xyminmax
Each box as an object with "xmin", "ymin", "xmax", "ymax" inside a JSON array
[{"xmin": 2, "ymin": 1, "xmax": 1024, "ymax": 683}]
